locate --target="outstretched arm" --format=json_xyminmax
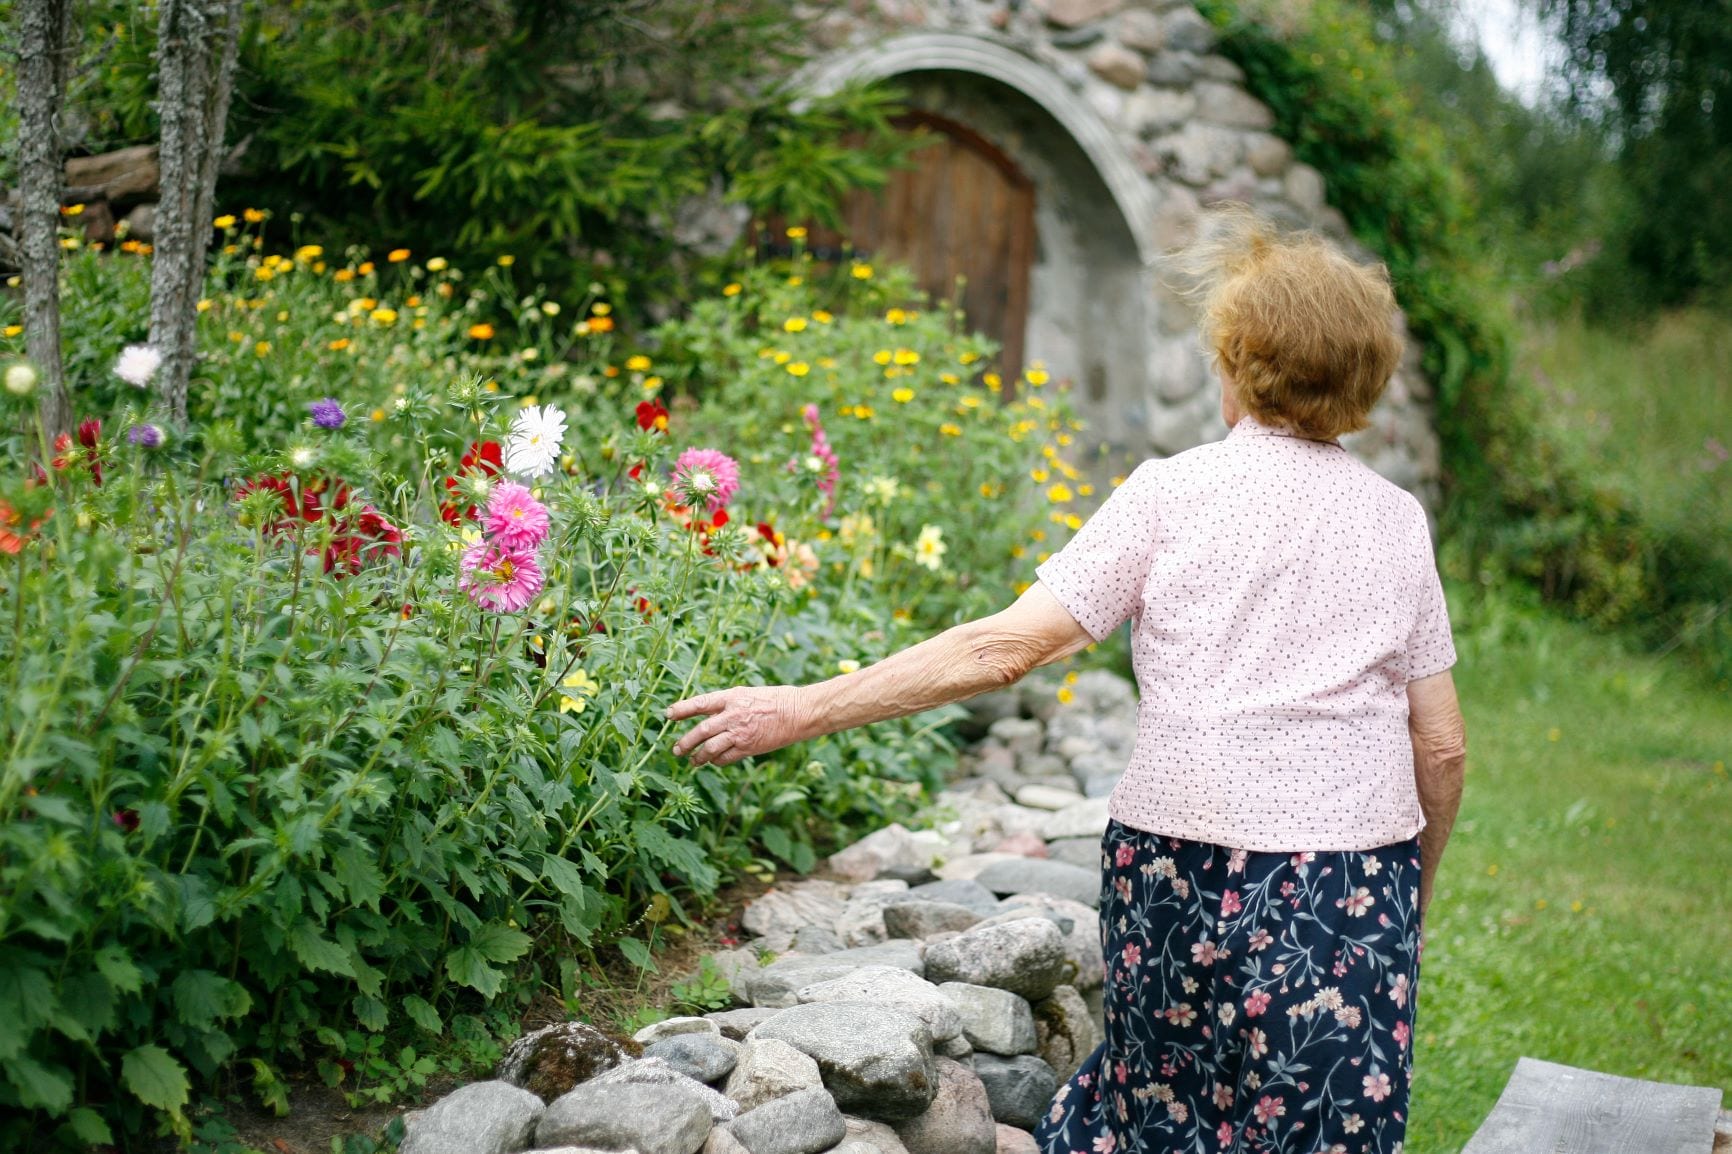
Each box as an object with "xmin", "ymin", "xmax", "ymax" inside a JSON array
[
  {"xmin": 667, "ymin": 581, "xmax": 1094, "ymax": 767},
  {"xmin": 1408, "ymin": 669, "xmax": 1467, "ymax": 918}
]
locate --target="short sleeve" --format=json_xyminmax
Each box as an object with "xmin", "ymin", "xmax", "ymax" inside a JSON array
[
  {"xmin": 1035, "ymin": 461, "xmax": 1159, "ymax": 642},
  {"xmin": 1405, "ymin": 511, "xmax": 1457, "ymax": 681}
]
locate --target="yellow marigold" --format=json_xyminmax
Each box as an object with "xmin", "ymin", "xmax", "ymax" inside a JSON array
[
  {"xmin": 872, "ymin": 350, "xmax": 892, "ymax": 366},
  {"xmin": 960, "ymin": 394, "xmax": 982, "ymax": 409},
  {"xmin": 787, "ymin": 362, "xmax": 811, "ymax": 377},
  {"xmin": 213, "ymin": 214, "xmax": 237, "ymax": 229},
  {"xmin": 851, "ymin": 263, "xmax": 873, "ymax": 280},
  {"xmin": 1047, "ymin": 483, "xmax": 1074, "ymax": 503},
  {"xmin": 786, "ymin": 226, "xmax": 808, "ymax": 239},
  {"xmin": 195, "ymin": 299, "xmax": 213, "ymax": 313},
  {"xmin": 643, "ymin": 376, "xmax": 663, "ymax": 391},
  {"xmin": 783, "ymin": 316, "xmax": 808, "ymax": 333},
  {"xmin": 589, "ymin": 315, "xmax": 614, "ymax": 333},
  {"xmin": 1026, "ymin": 366, "xmax": 1050, "ymax": 387},
  {"xmin": 334, "ymin": 269, "xmax": 355, "ymax": 283},
  {"xmin": 313, "ymin": 261, "xmax": 327, "ymax": 274},
  {"xmin": 893, "ymin": 348, "xmax": 919, "ymax": 365},
  {"xmin": 1028, "ymin": 395, "xmax": 1046, "ymax": 410},
  {"xmin": 498, "ymin": 254, "xmax": 516, "ymax": 267},
  {"xmin": 1058, "ymin": 432, "xmax": 1074, "ymax": 446},
  {"xmin": 592, "ymin": 302, "xmax": 611, "ymax": 316},
  {"xmin": 959, "ymin": 351, "xmax": 979, "ymax": 365},
  {"xmin": 626, "ymin": 354, "xmax": 653, "ymax": 372},
  {"xmin": 388, "ymin": 248, "xmax": 410, "ymax": 262},
  {"xmin": 426, "ymin": 256, "xmax": 449, "ymax": 272},
  {"xmin": 941, "ymin": 373, "xmax": 959, "ymax": 385},
  {"xmin": 254, "ymin": 340, "xmax": 271, "ymax": 357},
  {"xmin": 371, "ymin": 307, "xmax": 398, "ymax": 325},
  {"xmin": 1036, "ymin": 551, "xmax": 1051, "ymax": 563},
  {"xmin": 61, "ymin": 203, "xmax": 85, "ymax": 216},
  {"xmin": 723, "ymin": 282, "xmax": 743, "ymax": 296},
  {"xmin": 2, "ymin": 324, "xmax": 22, "ymax": 337},
  {"xmin": 1056, "ymin": 687, "xmax": 1075, "ymax": 705},
  {"xmin": 406, "ymin": 294, "xmax": 422, "ymax": 307},
  {"xmin": 358, "ymin": 261, "xmax": 375, "ymax": 275},
  {"xmin": 370, "ymin": 408, "xmax": 385, "ymax": 422},
  {"xmin": 853, "ymin": 405, "xmax": 876, "ymax": 420},
  {"xmin": 120, "ymin": 239, "xmax": 143, "ymax": 253},
  {"xmin": 983, "ymin": 372, "xmax": 1002, "ymax": 389},
  {"xmin": 295, "ymin": 244, "xmax": 323, "ymax": 262},
  {"xmin": 1030, "ymin": 528, "xmax": 1046, "ymax": 541},
  {"xmin": 243, "ymin": 208, "xmax": 266, "ymax": 223},
  {"xmin": 222, "ymin": 244, "xmax": 238, "ymax": 255},
  {"xmin": 885, "ymin": 308, "xmax": 908, "ymax": 325},
  {"xmin": 483, "ymin": 380, "xmax": 499, "ymax": 392},
  {"xmin": 817, "ymin": 356, "xmax": 837, "ymax": 369},
  {"xmin": 541, "ymin": 301, "xmax": 559, "ymax": 316},
  {"xmin": 437, "ymin": 282, "xmax": 454, "ymax": 298},
  {"xmin": 1078, "ymin": 483, "xmax": 1094, "ymax": 496},
  {"xmin": 813, "ymin": 310, "xmax": 834, "ymax": 324},
  {"xmin": 468, "ymin": 322, "xmax": 496, "ymax": 340},
  {"xmin": 787, "ymin": 275, "xmax": 803, "ymax": 286},
  {"xmin": 603, "ymin": 364, "xmax": 619, "ymax": 377},
  {"xmin": 1111, "ymin": 474, "xmax": 1127, "ymax": 487},
  {"xmin": 1049, "ymin": 511, "xmax": 1067, "ymax": 524},
  {"xmin": 892, "ymin": 387, "xmax": 915, "ymax": 404},
  {"xmin": 329, "ymin": 338, "xmax": 351, "ymax": 351},
  {"xmin": 1011, "ymin": 544, "xmax": 1026, "ymax": 558},
  {"xmin": 1042, "ymin": 444, "xmax": 1058, "ymax": 459},
  {"xmin": 228, "ymin": 330, "xmax": 245, "ymax": 343},
  {"xmin": 940, "ymin": 422, "xmax": 962, "ymax": 437},
  {"xmin": 773, "ymin": 351, "xmax": 792, "ymax": 365},
  {"xmin": 1031, "ymin": 468, "xmax": 1049, "ymax": 483},
  {"xmin": 253, "ymin": 266, "xmax": 273, "ymax": 281},
  {"xmin": 839, "ymin": 404, "xmax": 855, "ymax": 417},
  {"xmin": 1064, "ymin": 514, "xmax": 1082, "ymax": 530}
]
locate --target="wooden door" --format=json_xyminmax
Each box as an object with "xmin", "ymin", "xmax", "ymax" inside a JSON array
[{"xmin": 782, "ymin": 112, "xmax": 1036, "ymax": 384}]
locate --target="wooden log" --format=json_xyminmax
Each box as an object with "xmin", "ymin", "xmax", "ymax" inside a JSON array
[
  {"xmin": 1464, "ymin": 1057, "xmax": 1724, "ymax": 1154},
  {"xmin": 64, "ymin": 144, "xmax": 160, "ymax": 204}
]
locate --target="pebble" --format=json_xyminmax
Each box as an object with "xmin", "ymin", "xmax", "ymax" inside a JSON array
[
  {"xmin": 996, "ymin": 1123, "xmax": 1041, "ymax": 1154},
  {"xmin": 1038, "ymin": 798, "xmax": 1112, "ymax": 841},
  {"xmin": 841, "ymin": 1116, "xmax": 914, "ymax": 1154},
  {"xmin": 907, "ymin": 879, "xmax": 1003, "ymax": 916},
  {"xmin": 706, "ymin": 1007, "xmax": 782, "ymax": 1041},
  {"xmin": 989, "ymin": 830, "xmax": 1050, "ymax": 858},
  {"xmin": 495, "ymin": 1021, "xmax": 638, "ymax": 1102},
  {"xmin": 742, "ymin": 882, "xmax": 848, "ymax": 939},
  {"xmin": 933, "ymin": 853, "xmax": 1023, "ymax": 882},
  {"xmin": 1042, "ymin": 837, "xmax": 1102, "ymax": 870},
  {"xmin": 747, "ymin": 941, "xmax": 925, "ymax": 1007},
  {"xmin": 589, "ymin": 1058, "xmax": 738, "ymax": 1122},
  {"xmin": 1034, "ymin": 985, "xmax": 1101, "ymax": 1082}
]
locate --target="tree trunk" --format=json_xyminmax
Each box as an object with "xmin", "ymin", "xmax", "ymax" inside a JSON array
[
  {"xmin": 148, "ymin": 0, "xmax": 242, "ymax": 427},
  {"xmin": 14, "ymin": 0, "xmax": 76, "ymax": 441}
]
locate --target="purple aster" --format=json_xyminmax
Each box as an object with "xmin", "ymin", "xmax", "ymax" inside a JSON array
[
  {"xmin": 309, "ymin": 397, "xmax": 346, "ymax": 429},
  {"xmin": 127, "ymin": 423, "xmax": 164, "ymax": 447}
]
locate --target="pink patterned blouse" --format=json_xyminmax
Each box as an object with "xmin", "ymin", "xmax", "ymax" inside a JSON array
[{"xmin": 1035, "ymin": 414, "xmax": 1457, "ymax": 852}]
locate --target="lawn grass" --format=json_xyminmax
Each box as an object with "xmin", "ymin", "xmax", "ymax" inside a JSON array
[{"xmin": 1407, "ymin": 581, "xmax": 1732, "ymax": 1151}]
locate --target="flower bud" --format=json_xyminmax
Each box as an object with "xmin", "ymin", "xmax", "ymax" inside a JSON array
[{"xmin": 4, "ymin": 361, "xmax": 37, "ymax": 397}]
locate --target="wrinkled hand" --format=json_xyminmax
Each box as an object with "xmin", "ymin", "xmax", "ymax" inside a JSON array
[{"xmin": 667, "ymin": 685, "xmax": 809, "ymax": 766}]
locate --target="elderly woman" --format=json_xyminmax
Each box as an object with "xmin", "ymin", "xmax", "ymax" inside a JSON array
[{"xmin": 669, "ymin": 209, "xmax": 1466, "ymax": 1154}]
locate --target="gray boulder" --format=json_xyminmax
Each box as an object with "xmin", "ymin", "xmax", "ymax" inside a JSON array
[
  {"xmin": 974, "ymin": 859, "xmax": 1100, "ymax": 909},
  {"xmin": 839, "ymin": 1116, "xmax": 914, "ymax": 1154},
  {"xmin": 742, "ymin": 882, "xmax": 849, "ymax": 939},
  {"xmin": 790, "ymin": 924, "xmax": 843, "ymax": 954},
  {"xmin": 748, "ymin": 1002, "xmax": 938, "ymax": 1122},
  {"xmin": 644, "ymin": 1034, "xmax": 740, "ymax": 1084},
  {"xmin": 746, "ymin": 941, "xmax": 925, "ymax": 1007},
  {"xmin": 1042, "ymin": 837, "xmax": 1101, "ymax": 870},
  {"xmin": 400, "ymin": 1080, "xmax": 544, "ymax": 1154},
  {"xmin": 1033, "ymin": 985, "xmax": 1101, "ymax": 1083},
  {"xmin": 724, "ymin": 1037, "xmax": 824, "ymax": 1113},
  {"xmin": 971, "ymin": 1055, "xmax": 1059, "ymax": 1130},
  {"xmin": 707, "ymin": 1007, "xmax": 782, "ymax": 1040},
  {"xmin": 997, "ymin": 895, "xmax": 1103, "ymax": 993},
  {"xmin": 497, "ymin": 1022, "xmax": 640, "ymax": 1102},
  {"xmin": 922, "ymin": 920, "xmax": 1069, "ymax": 1002},
  {"xmin": 996, "ymin": 1123, "xmax": 1041, "ymax": 1154},
  {"xmin": 882, "ymin": 900, "xmax": 982, "ymax": 939},
  {"xmin": 829, "ymin": 824, "xmax": 946, "ymax": 883},
  {"xmin": 635, "ymin": 1017, "xmax": 723, "ymax": 1046},
  {"xmin": 907, "ymin": 879, "xmax": 1002, "ymax": 917},
  {"xmin": 892, "ymin": 1059, "xmax": 995, "ymax": 1154},
  {"xmin": 589, "ymin": 1058, "xmax": 738, "ymax": 1122},
  {"xmin": 938, "ymin": 984, "xmax": 1037, "ymax": 1057},
  {"xmin": 835, "ymin": 883, "xmax": 912, "ymax": 948},
  {"xmin": 795, "ymin": 967, "xmax": 962, "ymax": 1044},
  {"xmin": 1039, "ymin": 799, "xmax": 1111, "ymax": 842},
  {"xmin": 726, "ymin": 1087, "xmax": 847, "ymax": 1154},
  {"xmin": 536, "ymin": 1081, "xmax": 714, "ymax": 1154}
]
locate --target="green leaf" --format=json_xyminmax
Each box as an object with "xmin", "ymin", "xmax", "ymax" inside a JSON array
[
  {"xmin": 121, "ymin": 1044, "xmax": 190, "ymax": 1113},
  {"xmin": 760, "ymin": 825, "xmax": 794, "ymax": 866},
  {"xmin": 93, "ymin": 945, "xmax": 142, "ymax": 994},
  {"xmin": 287, "ymin": 922, "xmax": 355, "ymax": 976},
  {"xmin": 443, "ymin": 947, "xmax": 503, "ymax": 998},
  {"xmin": 171, "ymin": 970, "xmax": 251, "ymax": 1031},
  {"xmin": 402, "ymin": 995, "xmax": 442, "ymax": 1035},
  {"xmin": 332, "ymin": 841, "xmax": 386, "ymax": 908},
  {"xmin": 541, "ymin": 852, "xmax": 588, "ymax": 899},
  {"xmin": 616, "ymin": 936, "xmax": 656, "ymax": 972},
  {"xmin": 66, "ymin": 1107, "xmax": 114, "ymax": 1144},
  {"xmin": 634, "ymin": 820, "xmax": 718, "ymax": 890},
  {"xmin": 467, "ymin": 923, "xmax": 531, "ymax": 965},
  {"xmin": 7, "ymin": 1054, "xmax": 74, "ymax": 1113},
  {"xmin": 354, "ymin": 994, "xmax": 389, "ymax": 1032}
]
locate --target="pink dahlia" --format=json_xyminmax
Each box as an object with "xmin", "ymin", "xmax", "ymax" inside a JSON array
[
  {"xmin": 459, "ymin": 541, "xmax": 544, "ymax": 613},
  {"xmin": 670, "ymin": 447, "xmax": 740, "ymax": 513},
  {"xmin": 484, "ymin": 481, "xmax": 551, "ymax": 549}
]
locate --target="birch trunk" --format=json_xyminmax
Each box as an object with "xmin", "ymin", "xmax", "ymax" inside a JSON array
[
  {"xmin": 13, "ymin": 0, "xmax": 76, "ymax": 440},
  {"xmin": 148, "ymin": 0, "xmax": 242, "ymax": 426}
]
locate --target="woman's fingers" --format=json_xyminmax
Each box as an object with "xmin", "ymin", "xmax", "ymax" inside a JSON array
[
  {"xmin": 689, "ymin": 731, "xmax": 736, "ymax": 766},
  {"xmin": 672, "ymin": 711, "xmax": 730, "ymax": 756}
]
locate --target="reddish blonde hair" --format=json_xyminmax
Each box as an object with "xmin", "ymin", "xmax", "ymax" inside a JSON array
[{"xmin": 1173, "ymin": 206, "xmax": 1403, "ymax": 440}]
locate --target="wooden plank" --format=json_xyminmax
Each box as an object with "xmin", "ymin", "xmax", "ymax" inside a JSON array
[{"xmin": 1463, "ymin": 1057, "xmax": 1723, "ymax": 1154}]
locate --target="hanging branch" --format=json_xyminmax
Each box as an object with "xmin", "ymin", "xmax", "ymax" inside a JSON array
[
  {"xmin": 13, "ymin": 0, "xmax": 77, "ymax": 439},
  {"xmin": 148, "ymin": 0, "xmax": 242, "ymax": 427}
]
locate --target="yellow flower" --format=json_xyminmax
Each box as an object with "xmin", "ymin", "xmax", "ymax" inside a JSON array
[
  {"xmin": 371, "ymin": 307, "xmax": 398, "ymax": 325},
  {"xmin": 959, "ymin": 395, "xmax": 982, "ymax": 409},
  {"xmin": 62, "ymin": 203, "xmax": 86, "ymax": 217},
  {"xmin": 1078, "ymin": 483, "xmax": 1094, "ymax": 497},
  {"xmin": 893, "ymin": 348, "xmax": 919, "ymax": 366},
  {"xmin": 885, "ymin": 308, "xmax": 908, "ymax": 325},
  {"xmin": 559, "ymin": 668, "xmax": 600, "ymax": 714},
  {"xmin": 980, "ymin": 482, "xmax": 1001, "ymax": 499},
  {"xmin": 983, "ymin": 372, "xmax": 1002, "ymax": 389},
  {"xmin": 723, "ymin": 282, "xmax": 743, "ymax": 297},
  {"xmin": 813, "ymin": 310, "xmax": 834, "ymax": 324},
  {"xmin": 1047, "ymin": 483, "xmax": 1074, "ymax": 503},
  {"xmin": 940, "ymin": 422, "xmax": 962, "ymax": 436},
  {"xmin": 1026, "ymin": 366, "xmax": 1050, "ymax": 387},
  {"xmin": 358, "ymin": 261, "xmax": 375, "ymax": 275},
  {"xmin": 1010, "ymin": 545, "xmax": 1026, "ymax": 558},
  {"xmin": 783, "ymin": 316, "xmax": 808, "ymax": 333},
  {"xmin": 1063, "ymin": 514, "xmax": 1082, "ymax": 530},
  {"xmin": 254, "ymin": 340, "xmax": 272, "ymax": 357},
  {"xmin": 643, "ymin": 376, "xmax": 663, "ymax": 391},
  {"xmin": 1111, "ymin": 474, "xmax": 1127, "ymax": 487},
  {"xmin": 1547, "ymin": 727, "xmax": 1561, "ymax": 742},
  {"xmin": 228, "ymin": 330, "xmax": 245, "ymax": 343},
  {"xmin": 941, "ymin": 373, "xmax": 959, "ymax": 385},
  {"xmin": 1056, "ymin": 687, "xmax": 1075, "ymax": 705},
  {"xmin": 892, "ymin": 387, "xmax": 915, "ymax": 404},
  {"xmin": 540, "ymin": 301, "xmax": 560, "ymax": 316},
  {"xmin": 213, "ymin": 214, "xmax": 237, "ymax": 229},
  {"xmin": 388, "ymin": 248, "xmax": 410, "ymax": 262},
  {"xmin": 787, "ymin": 362, "xmax": 811, "ymax": 377},
  {"xmin": 243, "ymin": 208, "xmax": 266, "ymax": 223},
  {"xmin": 1028, "ymin": 396, "xmax": 1046, "ymax": 410},
  {"xmin": 786, "ymin": 226, "xmax": 808, "ymax": 240},
  {"xmin": 59, "ymin": 237, "xmax": 81, "ymax": 251},
  {"xmin": 426, "ymin": 256, "xmax": 449, "ymax": 271},
  {"xmin": 592, "ymin": 302, "xmax": 611, "ymax": 316},
  {"xmin": 837, "ymin": 659, "xmax": 860, "ymax": 674},
  {"xmin": 329, "ymin": 338, "xmax": 351, "ymax": 351},
  {"xmin": 1030, "ymin": 468, "xmax": 1049, "ymax": 483},
  {"xmin": 626, "ymin": 354, "xmax": 653, "ymax": 372},
  {"xmin": 773, "ymin": 351, "xmax": 792, "ymax": 365},
  {"xmin": 468, "ymin": 323, "xmax": 496, "ymax": 340},
  {"xmin": 873, "ymin": 350, "xmax": 892, "ymax": 366},
  {"xmin": 959, "ymin": 351, "xmax": 980, "ymax": 365},
  {"xmin": 406, "ymin": 295, "xmax": 422, "ymax": 307},
  {"xmin": 370, "ymin": 407, "xmax": 386, "ymax": 422},
  {"xmin": 817, "ymin": 356, "xmax": 837, "ymax": 369},
  {"xmin": 333, "ymin": 268, "xmax": 355, "ymax": 283},
  {"xmin": 914, "ymin": 524, "xmax": 947, "ymax": 571},
  {"xmin": 853, "ymin": 405, "xmax": 875, "ymax": 420},
  {"xmin": 294, "ymin": 244, "xmax": 323, "ymax": 262},
  {"xmin": 851, "ymin": 263, "xmax": 873, "ymax": 280},
  {"xmin": 498, "ymin": 254, "xmax": 516, "ymax": 267},
  {"xmin": 1030, "ymin": 528, "xmax": 1047, "ymax": 541},
  {"xmin": 3, "ymin": 324, "xmax": 23, "ymax": 338}
]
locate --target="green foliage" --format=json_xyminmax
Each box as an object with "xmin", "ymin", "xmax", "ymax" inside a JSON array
[{"xmin": 0, "ymin": 222, "xmax": 1081, "ymax": 1146}]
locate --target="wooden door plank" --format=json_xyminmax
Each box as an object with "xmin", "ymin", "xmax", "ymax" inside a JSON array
[{"xmin": 1463, "ymin": 1057, "xmax": 1723, "ymax": 1154}]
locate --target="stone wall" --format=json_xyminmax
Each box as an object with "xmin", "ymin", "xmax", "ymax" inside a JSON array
[{"xmin": 799, "ymin": 0, "xmax": 1443, "ymax": 512}]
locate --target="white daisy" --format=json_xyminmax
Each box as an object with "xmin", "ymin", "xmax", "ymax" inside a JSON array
[
  {"xmin": 505, "ymin": 404, "xmax": 568, "ymax": 478},
  {"xmin": 914, "ymin": 524, "xmax": 946, "ymax": 571},
  {"xmin": 113, "ymin": 344, "xmax": 163, "ymax": 387}
]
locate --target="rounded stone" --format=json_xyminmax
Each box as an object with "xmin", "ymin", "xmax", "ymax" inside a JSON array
[
  {"xmin": 921, "ymin": 919, "xmax": 1069, "ymax": 1002},
  {"xmin": 645, "ymin": 1033, "xmax": 741, "ymax": 1084},
  {"xmin": 973, "ymin": 858, "xmax": 1101, "ymax": 909},
  {"xmin": 971, "ymin": 1054, "xmax": 1060, "ymax": 1130},
  {"xmin": 747, "ymin": 1002, "xmax": 938, "ymax": 1121},
  {"xmin": 536, "ymin": 1081, "xmax": 714, "ymax": 1154},
  {"xmin": 795, "ymin": 967, "xmax": 963, "ymax": 1044},
  {"xmin": 938, "ymin": 983, "xmax": 1038, "ymax": 1057},
  {"xmin": 496, "ymin": 1022, "xmax": 641, "ymax": 1102},
  {"xmin": 723, "ymin": 1036, "xmax": 824, "ymax": 1114},
  {"xmin": 399, "ymin": 1080, "xmax": 544, "ymax": 1154},
  {"xmin": 727, "ymin": 1086, "xmax": 847, "ymax": 1154},
  {"xmin": 892, "ymin": 1058, "xmax": 996, "ymax": 1154},
  {"xmin": 882, "ymin": 899, "xmax": 983, "ymax": 939}
]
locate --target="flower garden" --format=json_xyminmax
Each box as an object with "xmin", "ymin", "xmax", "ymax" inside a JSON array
[{"xmin": 0, "ymin": 216, "xmax": 1099, "ymax": 1148}]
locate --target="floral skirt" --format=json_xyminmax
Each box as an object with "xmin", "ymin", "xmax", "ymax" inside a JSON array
[{"xmin": 1035, "ymin": 820, "xmax": 1423, "ymax": 1154}]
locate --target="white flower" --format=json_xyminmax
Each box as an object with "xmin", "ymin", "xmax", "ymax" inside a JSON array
[
  {"xmin": 506, "ymin": 404, "xmax": 567, "ymax": 477},
  {"xmin": 4, "ymin": 361, "xmax": 38, "ymax": 397},
  {"xmin": 113, "ymin": 344, "xmax": 163, "ymax": 387},
  {"xmin": 914, "ymin": 524, "xmax": 946, "ymax": 571},
  {"xmin": 288, "ymin": 445, "xmax": 319, "ymax": 469}
]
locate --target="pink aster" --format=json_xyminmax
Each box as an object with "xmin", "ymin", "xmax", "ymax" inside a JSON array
[
  {"xmin": 484, "ymin": 481, "xmax": 551, "ymax": 549},
  {"xmin": 670, "ymin": 447, "xmax": 740, "ymax": 513},
  {"xmin": 459, "ymin": 541, "xmax": 544, "ymax": 613}
]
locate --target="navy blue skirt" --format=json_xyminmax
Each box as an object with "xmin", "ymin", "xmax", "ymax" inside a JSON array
[{"xmin": 1035, "ymin": 820, "xmax": 1424, "ymax": 1154}]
